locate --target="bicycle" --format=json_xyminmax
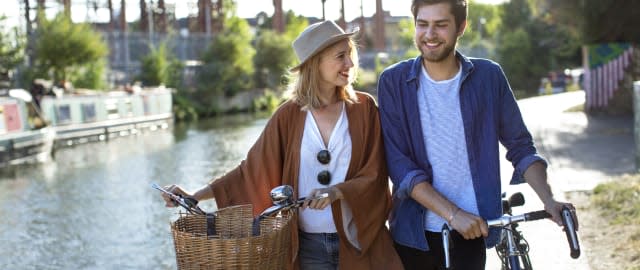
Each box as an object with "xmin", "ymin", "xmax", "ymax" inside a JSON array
[{"xmin": 441, "ymin": 192, "xmax": 580, "ymax": 270}]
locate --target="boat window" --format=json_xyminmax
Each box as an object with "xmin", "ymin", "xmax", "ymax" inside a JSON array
[
  {"xmin": 56, "ymin": 104, "xmax": 71, "ymax": 125},
  {"xmin": 105, "ymin": 99, "xmax": 119, "ymax": 119},
  {"xmin": 123, "ymin": 98, "xmax": 133, "ymax": 117},
  {"xmin": 82, "ymin": 103, "xmax": 96, "ymax": 122}
]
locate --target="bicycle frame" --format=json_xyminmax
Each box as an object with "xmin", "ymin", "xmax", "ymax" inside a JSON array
[{"xmin": 489, "ymin": 210, "xmax": 549, "ymax": 270}]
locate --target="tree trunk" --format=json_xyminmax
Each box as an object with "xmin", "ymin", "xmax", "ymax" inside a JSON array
[
  {"xmin": 108, "ymin": 0, "xmax": 114, "ymax": 31},
  {"xmin": 272, "ymin": 0, "xmax": 284, "ymax": 33},
  {"xmin": 158, "ymin": 0, "xmax": 166, "ymax": 33},
  {"xmin": 140, "ymin": 0, "xmax": 148, "ymax": 32}
]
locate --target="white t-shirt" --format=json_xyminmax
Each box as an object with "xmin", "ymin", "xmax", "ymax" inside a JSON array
[{"xmin": 418, "ymin": 66, "xmax": 480, "ymax": 232}]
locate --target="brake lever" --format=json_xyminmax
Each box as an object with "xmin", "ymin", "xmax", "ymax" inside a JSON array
[{"xmin": 151, "ymin": 183, "xmax": 206, "ymax": 215}]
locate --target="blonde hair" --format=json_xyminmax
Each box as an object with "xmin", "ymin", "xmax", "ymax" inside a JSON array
[{"xmin": 285, "ymin": 38, "xmax": 359, "ymax": 110}]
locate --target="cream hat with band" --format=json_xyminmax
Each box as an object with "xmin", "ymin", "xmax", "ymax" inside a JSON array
[{"xmin": 290, "ymin": 20, "xmax": 359, "ymax": 71}]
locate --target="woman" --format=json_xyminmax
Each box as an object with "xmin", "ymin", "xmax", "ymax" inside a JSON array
[{"xmin": 161, "ymin": 20, "xmax": 402, "ymax": 270}]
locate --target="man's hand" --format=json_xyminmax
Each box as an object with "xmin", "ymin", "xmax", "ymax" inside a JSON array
[
  {"xmin": 449, "ymin": 209, "xmax": 489, "ymax": 240},
  {"xmin": 543, "ymin": 199, "xmax": 579, "ymax": 230}
]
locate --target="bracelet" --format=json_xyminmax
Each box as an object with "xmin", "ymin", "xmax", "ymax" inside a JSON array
[{"xmin": 448, "ymin": 207, "xmax": 460, "ymax": 224}]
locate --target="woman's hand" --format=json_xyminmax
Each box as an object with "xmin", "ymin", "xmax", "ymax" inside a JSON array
[
  {"xmin": 161, "ymin": 184, "xmax": 192, "ymax": 208},
  {"xmin": 302, "ymin": 186, "xmax": 343, "ymax": 210}
]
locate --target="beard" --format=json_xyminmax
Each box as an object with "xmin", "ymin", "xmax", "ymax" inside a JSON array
[{"xmin": 416, "ymin": 38, "xmax": 457, "ymax": 63}]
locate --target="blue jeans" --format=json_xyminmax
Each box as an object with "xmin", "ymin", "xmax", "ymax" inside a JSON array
[{"xmin": 298, "ymin": 231, "xmax": 340, "ymax": 270}]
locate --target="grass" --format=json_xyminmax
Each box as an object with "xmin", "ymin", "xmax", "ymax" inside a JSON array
[
  {"xmin": 591, "ymin": 174, "xmax": 640, "ymax": 225},
  {"xmin": 590, "ymin": 174, "xmax": 640, "ymax": 268}
]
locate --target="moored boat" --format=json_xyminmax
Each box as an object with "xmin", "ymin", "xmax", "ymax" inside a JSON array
[
  {"xmin": 0, "ymin": 88, "xmax": 55, "ymax": 167},
  {"xmin": 38, "ymin": 86, "xmax": 173, "ymax": 148}
]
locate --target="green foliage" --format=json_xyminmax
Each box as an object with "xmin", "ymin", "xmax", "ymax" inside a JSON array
[
  {"xmin": 495, "ymin": 0, "xmax": 581, "ymax": 95},
  {"xmin": 583, "ymin": 0, "xmax": 639, "ymax": 43},
  {"xmin": 252, "ymin": 89, "xmax": 282, "ymax": 113},
  {"xmin": 70, "ymin": 59, "xmax": 107, "ymax": 89},
  {"xmin": 497, "ymin": 28, "xmax": 536, "ymax": 91},
  {"xmin": 197, "ymin": 16, "xmax": 255, "ymax": 105},
  {"xmin": 0, "ymin": 16, "xmax": 25, "ymax": 83},
  {"xmin": 397, "ymin": 18, "xmax": 416, "ymax": 51},
  {"xmin": 138, "ymin": 40, "xmax": 184, "ymax": 88},
  {"xmin": 32, "ymin": 13, "xmax": 108, "ymax": 89},
  {"xmin": 283, "ymin": 10, "xmax": 308, "ymax": 41},
  {"xmin": 253, "ymin": 30, "xmax": 295, "ymax": 89},
  {"xmin": 173, "ymin": 93, "xmax": 199, "ymax": 122},
  {"xmin": 253, "ymin": 13, "xmax": 307, "ymax": 90},
  {"xmin": 352, "ymin": 68, "xmax": 378, "ymax": 93},
  {"xmin": 462, "ymin": 1, "xmax": 502, "ymax": 44}
]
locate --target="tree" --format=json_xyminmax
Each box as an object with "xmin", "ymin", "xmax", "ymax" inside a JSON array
[
  {"xmin": 33, "ymin": 13, "xmax": 108, "ymax": 89},
  {"xmin": 495, "ymin": 0, "xmax": 581, "ymax": 95},
  {"xmin": 0, "ymin": 16, "xmax": 25, "ymax": 84},
  {"xmin": 583, "ymin": 0, "xmax": 640, "ymax": 43},
  {"xmin": 196, "ymin": 15, "xmax": 255, "ymax": 114},
  {"xmin": 253, "ymin": 11, "xmax": 307, "ymax": 90},
  {"xmin": 138, "ymin": 40, "xmax": 183, "ymax": 88}
]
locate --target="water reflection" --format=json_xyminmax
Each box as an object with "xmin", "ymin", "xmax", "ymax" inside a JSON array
[{"xmin": 0, "ymin": 113, "xmax": 268, "ymax": 269}]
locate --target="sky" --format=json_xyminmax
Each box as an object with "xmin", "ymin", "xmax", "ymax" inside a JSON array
[{"xmin": 1, "ymin": 0, "xmax": 508, "ymax": 29}]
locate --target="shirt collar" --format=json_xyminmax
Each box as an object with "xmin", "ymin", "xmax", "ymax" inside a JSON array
[{"xmin": 406, "ymin": 50, "xmax": 475, "ymax": 84}]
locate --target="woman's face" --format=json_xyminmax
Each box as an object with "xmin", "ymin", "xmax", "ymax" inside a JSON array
[{"xmin": 317, "ymin": 39, "xmax": 354, "ymax": 91}]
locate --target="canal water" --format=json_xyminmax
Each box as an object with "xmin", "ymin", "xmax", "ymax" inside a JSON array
[{"xmin": 0, "ymin": 114, "xmax": 269, "ymax": 269}]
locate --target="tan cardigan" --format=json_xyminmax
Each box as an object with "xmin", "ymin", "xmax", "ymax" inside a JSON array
[{"xmin": 208, "ymin": 91, "xmax": 403, "ymax": 270}]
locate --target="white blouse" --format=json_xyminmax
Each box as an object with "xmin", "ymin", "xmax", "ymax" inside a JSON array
[{"xmin": 298, "ymin": 102, "xmax": 352, "ymax": 233}]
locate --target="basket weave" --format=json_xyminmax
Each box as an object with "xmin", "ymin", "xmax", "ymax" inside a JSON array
[{"xmin": 171, "ymin": 204, "xmax": 292, "ymax": 270}]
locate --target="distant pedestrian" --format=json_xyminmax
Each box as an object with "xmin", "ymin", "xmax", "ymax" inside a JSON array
[{"xmin": 377, "ymin": 1, "xmax": 579, "ymax": 269}]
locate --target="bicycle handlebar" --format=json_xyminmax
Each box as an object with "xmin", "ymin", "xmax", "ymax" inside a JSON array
[
  {"xmin": 151, "ymin": 183, "xmax": 206, "ymax": 215},
  {"xmin": 258, "ymin": 193, "xmax": 329, "ymax": 219},
  {"xmin": 486, "ymin": 210, "xmax": 551, "ymax": 227},
  {"xmin": 561, "ymin": 206, "xmax": 581, "ymax": 258},
  {"xmin": 486, "ymin": 208, "xmax": 580, "ymax": 259}
]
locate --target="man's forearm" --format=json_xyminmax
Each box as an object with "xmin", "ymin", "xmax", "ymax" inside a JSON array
[
  {"xmin": 524, "ymin": 161, "xmax": 555, "ymax": 206},
  {"xmin": 410, "ymin": 182, "xmax": 459, "ymax": 223}
]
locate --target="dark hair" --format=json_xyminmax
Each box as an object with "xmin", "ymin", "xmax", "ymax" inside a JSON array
[{"xmin": 411, "ymin": 0, "xmax": 468, "ymax": 30}]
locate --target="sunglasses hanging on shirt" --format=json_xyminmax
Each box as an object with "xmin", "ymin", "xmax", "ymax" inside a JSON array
[{"xmin": 317, "ymin": 149, "xmax": 331, "ymax": 185}]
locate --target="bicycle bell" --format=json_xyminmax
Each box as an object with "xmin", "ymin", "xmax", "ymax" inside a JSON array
[{"xmin": 270, "ymin": 185, "xmax": 294, "ymax": 206}]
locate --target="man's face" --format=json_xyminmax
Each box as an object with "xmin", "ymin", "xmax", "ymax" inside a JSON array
[{"xmin": 413, "ymin": 2, "xmax": 465, "ymax": 63}]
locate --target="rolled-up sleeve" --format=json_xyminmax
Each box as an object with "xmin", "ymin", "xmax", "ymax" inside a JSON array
[
  {"xmin": 378, "ymin": 70, "xmax": 430, "ymax": 199},
  {"xmin": 494, "ymin": 65, "xmax": 548, "ymax": 185}
]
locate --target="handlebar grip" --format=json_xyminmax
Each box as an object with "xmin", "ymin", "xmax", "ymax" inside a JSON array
[
  {"xmin": 561, "ymin": 206, "xmax": 581, "ymax": 259},
  {"xmin": 525, "ymin": 210, "xmax": 551, "ymax": 221}
]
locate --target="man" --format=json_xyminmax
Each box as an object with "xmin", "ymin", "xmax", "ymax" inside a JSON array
[{"xmin": 377, "ymin": 0, "xmax": 578, "ymax": 269}]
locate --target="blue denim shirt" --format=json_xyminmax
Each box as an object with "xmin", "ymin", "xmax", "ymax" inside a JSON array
[{"xmin": 377, "ymin": 52, "xmax": 547, "ymax": 250}]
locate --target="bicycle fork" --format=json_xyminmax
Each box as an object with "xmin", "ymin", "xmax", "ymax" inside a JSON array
[{"xmin": 504, "ymin": 226, "xmax": 522, "ymax": 270}]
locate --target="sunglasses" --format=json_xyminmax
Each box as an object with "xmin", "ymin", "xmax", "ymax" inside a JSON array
[{"xmin": 317, "ymin": 149, "xmax": 331, "ymax": 185}]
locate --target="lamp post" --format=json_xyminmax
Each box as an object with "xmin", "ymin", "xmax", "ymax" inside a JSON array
[{"xmin": 321, "ymin": 0, "xmax": 326, "ymax": 20}]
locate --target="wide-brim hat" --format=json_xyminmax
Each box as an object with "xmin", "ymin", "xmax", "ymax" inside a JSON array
[{"xmin": 290, "ymin": 20, "xmax": 359, "ymax": 71}]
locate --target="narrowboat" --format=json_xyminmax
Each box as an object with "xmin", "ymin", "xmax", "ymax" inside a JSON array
[
  {"xmin": 39, "ymin": 86, "xmax": 173, "ymax": 148},
  {"xmin": 0, "ymin": 88, "xmax": 55, "ymax": 166}
]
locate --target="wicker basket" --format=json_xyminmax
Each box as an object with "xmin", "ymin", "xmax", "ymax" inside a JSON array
[{"xmin": 171, "ymin": 204, "xmax": 293, "ymax": 270}]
